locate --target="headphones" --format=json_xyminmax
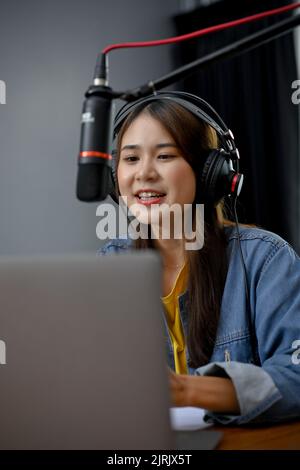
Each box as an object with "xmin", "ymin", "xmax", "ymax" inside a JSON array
[{"xmin": 111, "ymin": 91, "xmax": 244, "ymax": 206}]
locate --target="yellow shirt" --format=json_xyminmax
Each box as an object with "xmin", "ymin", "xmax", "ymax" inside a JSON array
[{"xmin": 161, "ymin": 263, "xmax": 188, "ymax": 374}]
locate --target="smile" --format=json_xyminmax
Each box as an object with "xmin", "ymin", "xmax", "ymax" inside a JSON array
[{"xmin": 135, "ymin": 194, "xmax": 166, "ymax": 205}]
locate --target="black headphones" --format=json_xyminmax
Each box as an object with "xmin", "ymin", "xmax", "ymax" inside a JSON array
[{"xmin": 111, "ymin": 91, "xmax": 244, "ymax": 206}]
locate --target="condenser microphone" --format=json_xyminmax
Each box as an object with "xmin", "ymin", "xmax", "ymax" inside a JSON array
[{"xmin": 76, "ymin": 84, "xmax": 115, "ymax": 202}]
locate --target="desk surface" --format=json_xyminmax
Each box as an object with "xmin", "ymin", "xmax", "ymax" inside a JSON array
[{"xmin": 214, "ymin": 420, "xmax": 300, "ymax": 450}]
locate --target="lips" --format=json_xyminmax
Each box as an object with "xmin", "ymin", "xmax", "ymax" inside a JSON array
[
  {"xmin": 133, "ymin": 190, "xmax": 166, "ymax": 206},
  {"xmin": 134, "ymin": 189, "xmax": 166, "ymax": 198}
]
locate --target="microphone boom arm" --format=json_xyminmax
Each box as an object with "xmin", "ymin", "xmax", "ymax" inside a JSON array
[{"xmin": 117, "ymin": 13, "xmax": 300, "ymax": 101}]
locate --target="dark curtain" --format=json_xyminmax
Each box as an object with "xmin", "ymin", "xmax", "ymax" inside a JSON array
[{"xmin": 173, "ymin": 0, "xmax": 300, "ymax": 253}]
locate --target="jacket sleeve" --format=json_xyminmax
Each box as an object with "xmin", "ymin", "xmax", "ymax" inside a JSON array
[{"xmin": 195, "ymin": 242, "xmax": 300, "ymax": 425}]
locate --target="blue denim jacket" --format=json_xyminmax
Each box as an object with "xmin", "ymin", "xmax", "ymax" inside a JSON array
[{"xmin": 98, "ymin": 226, "xmax": 300, "ymax": 425}]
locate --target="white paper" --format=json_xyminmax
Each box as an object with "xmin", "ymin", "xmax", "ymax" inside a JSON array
[{"xmin": 169, "ymin": 407, "xmax": 212, "ymax": 431}]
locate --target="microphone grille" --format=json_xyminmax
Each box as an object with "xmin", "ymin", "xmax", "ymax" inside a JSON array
[{"xmin": 76, "ymin": 163, "xmax": 112, "ymax": 202}]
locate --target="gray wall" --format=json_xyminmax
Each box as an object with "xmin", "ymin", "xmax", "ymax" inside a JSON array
[{"xmin": 0, "ymin": 0, "xmax": 180, "ymax": 255}]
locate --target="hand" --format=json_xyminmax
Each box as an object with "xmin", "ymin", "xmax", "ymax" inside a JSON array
[
  {"xmin": 169, "ymin": 369, "xmax": 190, "ymax": 407},
  {"xmin": 169, "ymin": 368, "xmax": 240, "ymax": 413}
]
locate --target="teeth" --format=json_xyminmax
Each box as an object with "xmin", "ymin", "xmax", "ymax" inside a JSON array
[{"xmin": 138, "ymin": 192, "xmax": 164, "ymax": 198}]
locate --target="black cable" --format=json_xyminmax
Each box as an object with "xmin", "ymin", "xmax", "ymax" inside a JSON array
[{"xmin": 230, "ymin": 195, "xmax": 259, "ymax": 364}]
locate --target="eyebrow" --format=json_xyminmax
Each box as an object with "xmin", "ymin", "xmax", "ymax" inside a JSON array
[{"xmin": 121, "ymin": 143, "xmax": 178, "ymax": 152}]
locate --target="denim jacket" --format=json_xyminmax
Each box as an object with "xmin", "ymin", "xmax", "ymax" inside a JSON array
[{"xmin": 98, "ymin": 226, "xmax": 300, "ymax": 425}]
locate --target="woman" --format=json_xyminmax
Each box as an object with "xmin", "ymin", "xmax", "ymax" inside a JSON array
[{"xmin": 99, "ymin": 92, "xmax": 300, "ymax": 425}]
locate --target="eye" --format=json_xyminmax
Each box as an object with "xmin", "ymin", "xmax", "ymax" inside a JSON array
[
  {"xmin": 158, "ymin": 154, "xmax": 176, "ymax": 160},
  {"xmin": 122, "ymin": 155, "xmax": 139, "ymax": 162}
]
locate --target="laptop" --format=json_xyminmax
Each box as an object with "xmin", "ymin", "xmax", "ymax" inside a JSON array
[{"xmin": 0, "ymin": 251, "xmax": 222, "ymax": 450}]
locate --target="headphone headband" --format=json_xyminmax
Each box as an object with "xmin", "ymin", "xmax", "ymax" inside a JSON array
[{"xmin": 113, "ymin": 91, "xmax": 238, "ymax": 158}]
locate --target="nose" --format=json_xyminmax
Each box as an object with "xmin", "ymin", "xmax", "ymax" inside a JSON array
[{"xmin": 135, "ymin": 156, "xmax": 159, "ymax": 181}]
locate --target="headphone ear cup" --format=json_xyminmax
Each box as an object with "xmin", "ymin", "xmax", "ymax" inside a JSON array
[
  {"xmin": 111, "ymin": 151, "xmax": 117, "ymax": 185},
  {"xmin": 108, "ymin": 150, "xmax": 119, "ymax": 204},
  {"xmin": 201, "ymin": 149, "xmax": 238, "ymax": 205},
  {"xmin": 200, "ymin": 149, "xmax": 243, "ymax": 205},
  {"xmin": 199, "ymin": 149, "xmax": 224, "ymax": 205}
]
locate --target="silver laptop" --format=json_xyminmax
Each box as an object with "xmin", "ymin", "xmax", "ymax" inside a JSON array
[{"xmin": 0, "ymin": 252, "xmax": 222, "ymax": 450}]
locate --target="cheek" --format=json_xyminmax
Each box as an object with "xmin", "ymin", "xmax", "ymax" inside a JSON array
[
  {"xmin": 181, "ymin": 181, "xmax": 196, "ymax": 202},
  {"xmin": 116, "ymin": 166, "xmax": 130, "ymax": 194},
  {"xmin": 168, "ymin": 166, "xmax": 196, "ymax": 198}
]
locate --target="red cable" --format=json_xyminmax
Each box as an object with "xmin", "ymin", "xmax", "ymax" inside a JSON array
[{"xmin": 102, "ymin": 2, "xmax": 300, "ymax": 55}]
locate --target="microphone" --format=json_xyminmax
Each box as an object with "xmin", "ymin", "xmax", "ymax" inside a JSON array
[{"xmin": 76, "ymin": 84, "xmax": 115, "ymax": 202}]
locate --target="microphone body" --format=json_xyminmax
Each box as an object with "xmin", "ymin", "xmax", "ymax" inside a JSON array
[{"xmin": 77, "ymin": 85, "xmax": 115, "ymax": 202}]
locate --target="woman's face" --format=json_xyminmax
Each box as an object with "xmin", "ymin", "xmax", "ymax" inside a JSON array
[{"xmin": 117, "ymin": 113, "xmax": 196, "ymax": 226}]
